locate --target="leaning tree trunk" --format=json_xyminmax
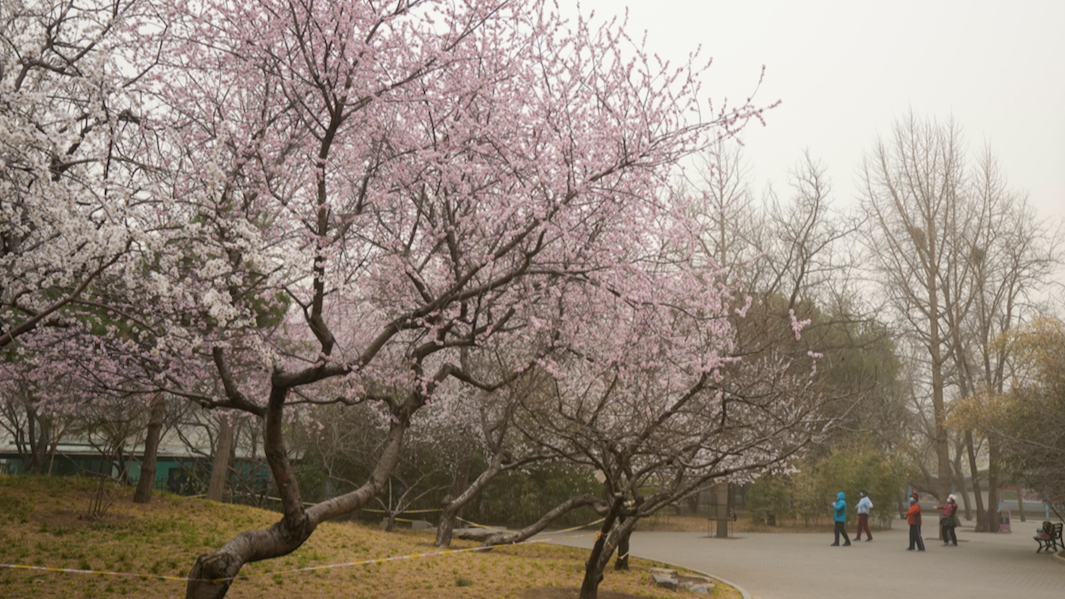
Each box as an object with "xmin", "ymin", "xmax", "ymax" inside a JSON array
[
  {"xmin": 206, "ymin": 415, "xmax": 234, "ymax": 502},
  {"xmin": 481, "ymin": 494, "xmax": 606, "ymax": 547},
  {"xmin": 434, "ymin": 457, "xmax": 471, "ymax": 545},
  {"xmin": 133, "ymin": 395, "xmax": 166, "ymax": 504},
  {"xmin": 436, "ymin": 454, "xmax": 503, "ymax": 547},
  {"xmin": 185, "ymin": 388, "xmax": 412, "ymax": 599}
]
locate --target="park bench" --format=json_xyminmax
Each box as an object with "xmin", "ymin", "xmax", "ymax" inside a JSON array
[{"xmin": 1034, "ymin": 521, "xmax": 1063, "ymax": 553}]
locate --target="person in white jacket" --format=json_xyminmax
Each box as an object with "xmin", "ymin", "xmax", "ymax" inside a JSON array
[{"xmin": 855, "ymin": 489, "xmax": 873, "ymax": 541}]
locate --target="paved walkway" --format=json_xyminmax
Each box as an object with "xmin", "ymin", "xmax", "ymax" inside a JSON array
[{"xmin": 544, "ymin": 520, "xmax": 1065, "ymax": 599}]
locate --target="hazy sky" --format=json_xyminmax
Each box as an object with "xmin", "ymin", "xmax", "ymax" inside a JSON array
[{"xmin": 570, "ymin": 0, "xmax": 1065, "ymax": 222}]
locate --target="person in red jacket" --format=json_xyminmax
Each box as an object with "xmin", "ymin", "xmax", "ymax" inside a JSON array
[
  {"xmin": 935, "ymin": 494, "xmax": 959, "ymax": 546},
  {"xmin": 905, "ymin": 492, "xmax": 925, "ymax": 551}
]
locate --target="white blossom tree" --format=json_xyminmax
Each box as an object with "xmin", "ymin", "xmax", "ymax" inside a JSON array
[{"xmin": 1, "ymin": 0, "xmax": 152, "ymax": 347}]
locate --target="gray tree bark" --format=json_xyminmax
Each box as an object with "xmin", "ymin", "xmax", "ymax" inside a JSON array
[
  {"xmin": 436, "ymin": 454, "xmax": 502, "ymax": 547},
  {"xmin": 133, "ymin": 395, "xmax": 166, "ymax": 504},
  {"xmin": 206, "ymin": 414, "xmax": 234, "ymax": 502},
  {"xmin": 578, "ymin": 497, "xmax": 633, "ymax": 599},
  {"xmin": 185, "ymin": 386, "xmax": 413, "ymax": 599},
  {"xmin": 481, "ymin": 494, "xmax": 606, "ymax": 547},
  {"xmin": 987, "ymin": 438, "xmax": 1001, "ymax": 533},
  {"xmin": 1017, "ymin": 487, "xmax": 1027, "ymax": 522},
  {"xmin": 613, "ymin": 516, "xmax": 630, "ymax": 571}
]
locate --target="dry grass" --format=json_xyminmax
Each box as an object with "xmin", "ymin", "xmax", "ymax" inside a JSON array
[{"xmin": 0, "ymin": 475, "xmax": 740, "ymax": 599}]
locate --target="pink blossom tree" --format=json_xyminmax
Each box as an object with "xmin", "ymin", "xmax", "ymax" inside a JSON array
[
  {"xmin": 493, "ymin": 228, "xmax": 823, "ymax": 598},
  {"xmin": 119, "ymin": 1, "xmax": 770, "ymax": 596}
]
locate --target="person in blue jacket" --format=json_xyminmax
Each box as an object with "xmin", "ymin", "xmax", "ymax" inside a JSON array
[{"xmin": 830, "ymin": 491, "xmax": 851, "ymax": 546}]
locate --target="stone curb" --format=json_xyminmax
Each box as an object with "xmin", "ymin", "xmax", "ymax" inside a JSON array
[
  {"xmin": 1054, "ymin": 550, "xmax": 1065, "ymax": 567},
  {"xmin": 682, "ymin": 567, "xmax": 752, "ymax": 599}
]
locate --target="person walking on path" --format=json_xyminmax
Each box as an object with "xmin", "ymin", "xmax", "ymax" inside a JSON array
[
  {"xmin": 831, "ymin": 491, "xmax": 851, "ymax": 546},
  {"xmin": 935, "ymin": 494, "xmax": 959, "ymax": 546},
  {"xmin": 906, "ymin": 493, "xmax": 925, "ymax": 551},
  {"xmin": 855, "ymin": 489, "xmax": 873, "ymax": 541}
]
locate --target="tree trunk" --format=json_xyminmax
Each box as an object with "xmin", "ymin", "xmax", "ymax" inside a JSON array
[
  {"xmin": 435, "ymin": 454, "xmax": 502, "ymax": 547},
  {"xmin": 952, "ymin": 469, "xmax": 971, "ymax": 521},
  {"xmin": 929, "ymin": 350, "xmax": 951, "ymax": 503},
  {"xmin": 956, "ymin": 477, "xmax": 972, "ymax": 521},
  {"xmin": 1017, "ymin": 486, "xmax": 1026, "ymax": 522},
  {"xmin": 206, "ymin": 415, "xmax": 234, "ymax": 502},
  {"xmin": 715, "ymin": 483, "xmax": 730, "ymax": 538},
  {"xmin": 987, "ymin": 437, "xmax": 1000, "ymax": 533},
  {"xmin": 965, "ymin": 431, "xmax": 986, "ymax": 530},
  {"xmin": 613, "ymin": 516, "xmax": 630, "ymax": 571},
  {"xmin": 133, "ymin": 395, "xmax": 166, "ymax": 504},
  {"xmin": 26, "ymin": 407, "xmax": 51, "ymax": 475},
  {"xmin": 185, "ymin": 387, "xmax": 412, "ymax": 599},
  {"xmin": 687, "ymin": 493, "xmax": 701, "ymax": 514},
  {"xmin": 579, "ymin": 503, "xmax": 641, "ymax": 599},
  {"xmin": 578, "ymin": 497, "xmax": 624, "ymax": 599},
  {"xmin": 116, "ymin": 445, "xmax": 132, "ymax": 484},
  {"xmin": 482, "ymin": 494, "xmax": 606, "ymax": 546},
  {"xmin": 436, "ymin": 511, "xmax": 458, "ymax": 548}
]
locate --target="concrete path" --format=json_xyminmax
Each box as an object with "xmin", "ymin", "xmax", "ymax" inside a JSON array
[{"xmin": 544, "ymin": 520, "xmax": 1065, "ymax": 599}]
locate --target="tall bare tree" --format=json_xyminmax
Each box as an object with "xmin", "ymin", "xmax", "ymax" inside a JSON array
[
  {"xmin": 946, "ymin": 150, "xmax": 1058, "ymax": 528},
  {"xmin": 859, "ymin": 113, "xmax": 970, "ymax": 503},
  {"xmin": 860, "ymin": 113, "xmax": 1059, "ymax": 511}
]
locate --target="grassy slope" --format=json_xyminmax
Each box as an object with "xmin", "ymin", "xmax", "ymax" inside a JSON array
[{"xmin": 0, "ymin": 475, "xmax": 739, "ymax": 599}]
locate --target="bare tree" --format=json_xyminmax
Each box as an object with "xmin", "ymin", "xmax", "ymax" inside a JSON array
[
  {"xmin": 859, "ymin": 113, "xmax": 971, "ymax": 503},
  {"xmin": 945, "ymin": 149, "xmax": 1059, "ymax": 529},
  {"xmin": 0, "ymin": 378, "xmax": 71, "ymax": 474},
  {"xmin": 694, "ymin": 146, "xmax": 894, "ymax": 451},
  {"xmin": 686, "ymin": 139, "xmax": 764, "ymax": 284},
  {"xmin": 860, "ymin": 113, "xmax": 1060, "ymax": 513}
]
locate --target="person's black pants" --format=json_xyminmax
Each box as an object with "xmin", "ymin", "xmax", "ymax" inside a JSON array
[
  {"xmin": 833, "ymin": 521, "xmax": 851, "ymax": 545},
  {"xmin": 941, "ymin": 525, "xmax": 957, "ymax": 545},
  {"xmin": 908, "ymin": 524, "xmax": 925, "ymax": 550}
]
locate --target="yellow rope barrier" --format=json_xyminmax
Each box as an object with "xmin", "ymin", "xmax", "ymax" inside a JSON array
[
  {"xmin": 0, "ymin": 530, "xmax": 602, "ymax": 583},
  {"xmin": 256, "ymin": 497, "xmax": 443, "ymax": 514},
  {"xmin": 455, "ymin": 516, "xmax": 507, "ymax": 530},
  {"xmin": 362, "ymin": 508, "xmax": 443, "ymax": 514}
]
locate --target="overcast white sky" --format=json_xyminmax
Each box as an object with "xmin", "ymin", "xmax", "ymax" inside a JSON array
[{"xmin": 570, "ymin": 0, "xmax": 1065, "ymax": 222}]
